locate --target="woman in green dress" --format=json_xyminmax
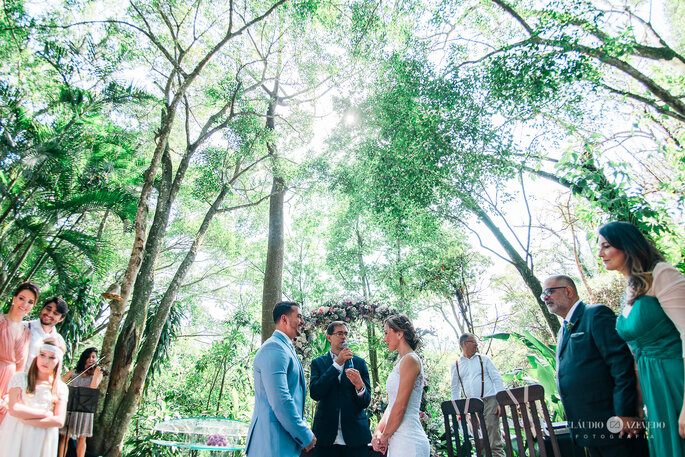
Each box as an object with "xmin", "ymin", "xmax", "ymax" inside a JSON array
[{"xmin": 598, "ymin": 221, "xmax": 685, "ymax": 456}]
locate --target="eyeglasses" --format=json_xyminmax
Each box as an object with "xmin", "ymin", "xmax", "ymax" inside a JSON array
[
  {"xmin": 540, "ymin": 286, "xmax": 567, "ymax": 300},
  {"xmin": 332, "ymin": 331, "xmax": 349, "ymax": 337}
]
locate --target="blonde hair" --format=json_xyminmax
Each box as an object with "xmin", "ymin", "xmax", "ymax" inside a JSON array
[{"xmin": 27, "ymin": 342, "xmax": 63, "ymax": 400}]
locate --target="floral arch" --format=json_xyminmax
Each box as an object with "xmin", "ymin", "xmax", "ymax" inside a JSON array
[
  {"xmin": 294, "ymin": 298, "xmax": 398, "ymax": 359},
  {"xmin": 293, "ymin": 298, "xmax": 441, "ymax": 449}
]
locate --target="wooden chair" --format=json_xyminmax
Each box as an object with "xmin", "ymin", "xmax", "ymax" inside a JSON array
[
  {"xmin": 496, "ymin": 384, "xmax": 561, "ymax": 457},
  {"xmin": 441, "ymin": 398, "xmax": 493, "ymax": 457}
]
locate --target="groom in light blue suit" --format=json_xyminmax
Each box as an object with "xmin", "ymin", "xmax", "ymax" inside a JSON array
[{"xmin": 246, "ymin": 301, "xmax": 316, "ymax": 457}]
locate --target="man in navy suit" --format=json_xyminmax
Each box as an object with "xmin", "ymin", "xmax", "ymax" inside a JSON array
[
  {"xmin": 542, "ymin": 275, "xmax": 648, "ymax": 457},
  {"xmin": 310, "ymin": 321, "xmax": 372, "ymax": 457},
  {"xmin": 246, "ymin": 301, "xmax": 316, "ymax": 457}
]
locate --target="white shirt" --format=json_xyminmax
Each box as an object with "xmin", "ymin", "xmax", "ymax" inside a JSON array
[
  {"xmin": 24, "ymin": 319, "xmax": 66, "ymax": 371},
  {"xmin": 451, "ymin": 352, "xmax": 505, "ymax": 400},
  {"xmin": 564, "ymin": 300, "xmax": 582, "ymax": 324},
  {"xmin": 274, "ymin": 329, "xmax": 295, "ymax": 346}
]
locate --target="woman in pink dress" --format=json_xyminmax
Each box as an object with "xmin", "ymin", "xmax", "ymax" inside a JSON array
[{"xmin": 0, "ymin": 282, "xmax": 40, "ymax": 425}]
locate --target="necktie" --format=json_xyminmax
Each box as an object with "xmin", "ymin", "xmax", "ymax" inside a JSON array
[{"xmin": 563, "ymin": 320, "xmax": 569, "ymax": 339}]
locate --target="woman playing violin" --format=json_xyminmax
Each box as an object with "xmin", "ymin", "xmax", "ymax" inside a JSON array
[{"xmin": 58, "ymin": 347, "xmax": 104, "ymax": 457}]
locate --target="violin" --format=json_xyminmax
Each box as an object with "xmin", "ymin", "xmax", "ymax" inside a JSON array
[{"xmin": 85, "ymin": 363, "xmax": 110, "ymax": 377}]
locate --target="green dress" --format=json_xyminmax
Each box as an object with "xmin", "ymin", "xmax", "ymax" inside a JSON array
[{"xmin": 617, "ymin": 294, "xmax": 685, "ymax": 457}]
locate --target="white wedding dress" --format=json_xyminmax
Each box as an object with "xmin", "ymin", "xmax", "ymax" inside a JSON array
[{"xmin": 385, "ymin": 352, "xmax": 430, "ymax": 457}]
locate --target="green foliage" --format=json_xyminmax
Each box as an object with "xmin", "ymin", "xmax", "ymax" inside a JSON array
[
  {"xmin": 140, "ymin": 300, "xmax": 185, "ymax": 391},
  {"xmin": 124, "ymin": 403, "xmax": 183, "ymax": 457},
  {"xmin": 0, "ymin": 2, "xmax": 148, "ymax": 301},
  {"xmin": 555, "ymin": 148, "xmax": 685, "ymax": 271},
  {"xmin": 484, "ymin": 48, "xmax": 596, "ymax": 115},
  {"xmin": 336, "ymin": 52, "xmax": 515, "ymax": 226},
  {"xmin": 487, "ymin": 331, "xmax": 565, "ymax": 421},
  {"xmin": 1, "ymin": 0, "xmax": 682, "ymax": 453},
  {"xmin": 162, "ymin": 309, "xmax": 259, "ymax": 420},
  {"xmin": 124, "ymin": 433, "xmax": 181, "ymax": 457}
]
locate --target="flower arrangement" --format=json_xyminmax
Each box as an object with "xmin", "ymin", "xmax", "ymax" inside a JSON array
[
  {"xmin": 369, "ymin": 384, "xmax": 388, "ymax": 417},
  {"xmin": 419, "ymin": 411, "xmax": 431, "ymax": 425},
  {"xmin": 418, "ymin": 361, "xmax": 447, "ymax": 457},
  {"xmin": 206, "ymin": 434, "xmax": 227, "ymax": 447},
  {"xmin": 294, "ymin": 296, "xmax": 398, "ymax": 360}
]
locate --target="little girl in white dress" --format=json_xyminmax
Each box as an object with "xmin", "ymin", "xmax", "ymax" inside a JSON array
[{"xmin": 0, "ymin": 341, "xmax": 68, "ymax": 457}]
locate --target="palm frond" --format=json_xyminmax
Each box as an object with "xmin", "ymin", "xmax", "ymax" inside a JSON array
[
  {"xmin": 53, "ymin": 229, "xmax": 108, "ymax": 263},
  {"xmin": 141, "ymin": 300, "xmax": 185, "ymax": 393},
  {"xmin": 40, "ymin": 189, "xmax": 138, "ymax": 226}
]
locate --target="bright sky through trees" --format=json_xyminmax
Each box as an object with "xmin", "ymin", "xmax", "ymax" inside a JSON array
[{"xmin": 1, "ymin": 0, "xmax": 683, "ymax": 454}]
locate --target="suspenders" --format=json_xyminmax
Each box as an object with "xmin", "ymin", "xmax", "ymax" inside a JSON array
[{"xmin": 456, "ymin": 354, "xmax": 484, "ymax": 398}]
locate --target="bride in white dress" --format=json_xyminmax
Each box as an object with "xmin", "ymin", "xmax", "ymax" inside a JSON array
[{"xmin": 372, "ymin": 314, "xmax": 430, "ymax": 457}]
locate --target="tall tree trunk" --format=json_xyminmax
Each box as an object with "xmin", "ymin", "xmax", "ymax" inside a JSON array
[
  {"xmin": 355, "ymin": 220, "xmax": 378, "ymax": 389},
  {"xmin": 463, "ymin": 197, "xmax": 560, "ymax": 336},
  {"xmin": 97, "ymin": 113, "xmax": 177, "ymax": 372},
  {"xmin": 98, "ymin": 129, "xmax": 202, "ymax": 453},
  {"xmin": 90, "ymin": 2, "xmax": 287, "ymax": 451},
  {"xmin": 260, "ymin": 87, "xmax": 284, "ymax": 343},
  {"xmin": 94, "ymin": 148, "xmax": 175, "ymax": 456},
  {"xmin": 261, "ymin": 175, "xmax": 285, "ymax": 342},
  {"xmin": 93, "ymin": 100, "xmax": 182, "ymax": 455},
  {"xmin": 98, "ymin": 183, "xmax": 230, "ymax": 457}
]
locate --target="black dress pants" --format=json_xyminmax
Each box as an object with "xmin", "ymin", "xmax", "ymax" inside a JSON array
[
  {"xmin": 586, "ymin": 436, "xmax": 649, "ymax": 457},
  {"xmin": 313, "ymin": 444, "xmax": 368, "ymax": 457}
]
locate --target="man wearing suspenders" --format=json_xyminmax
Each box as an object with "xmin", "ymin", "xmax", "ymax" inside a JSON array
[{"xmin": 450, "ymin": 333, "xmax": 506, "ymax": 457}]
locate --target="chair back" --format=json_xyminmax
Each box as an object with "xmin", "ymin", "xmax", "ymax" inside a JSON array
[
  {"xmin": 440, "ymin": 398, "xmax": 493, "ymax": 457},
  {"xmin": 495, "ymin": 384, "xmax": 561, "ymax": 457}
]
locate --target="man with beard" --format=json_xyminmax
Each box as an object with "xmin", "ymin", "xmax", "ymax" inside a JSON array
[
  {"xmin": 246, "ymin": 301, "xmax": 315, "ymax": 457},
  {"xmin": 542, "ymin": 275, "xmax": 648, "ymax": 457},
  {"xmin": 24, "ymin": 297, "xmax": 68, "ymax": 369}
]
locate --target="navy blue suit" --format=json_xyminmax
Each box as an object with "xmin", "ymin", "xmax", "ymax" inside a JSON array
[
  {"xmin": 557, "ymin": 302, "xmax": 647, "ymax": 456},
  {"xmin": 309, "ymin": 352, "xmax": 372, "ymax": 455}
]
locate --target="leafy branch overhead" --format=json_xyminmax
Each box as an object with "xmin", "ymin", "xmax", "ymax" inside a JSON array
[{"xmin": 484, "ymin": 0, "xmax": 685, "ymax": 123}]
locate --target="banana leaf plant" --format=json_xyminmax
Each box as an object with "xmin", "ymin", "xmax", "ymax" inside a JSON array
[{"xmin": 485, "ymin": 331, "xmax": 565, "ymax": 422}]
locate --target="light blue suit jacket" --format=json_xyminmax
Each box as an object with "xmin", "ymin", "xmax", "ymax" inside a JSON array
[{"xmin": 246, "ymin": 330, "xmax": 313, "ymax": 457}]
